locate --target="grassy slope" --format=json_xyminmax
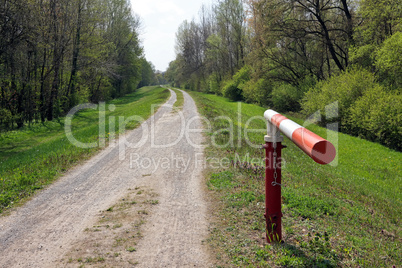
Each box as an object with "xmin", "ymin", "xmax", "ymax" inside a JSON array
[
  {"xmin": 0, "ymin": 86, "xmax": 170, "ymax": 213},
  {"xmin": 190, "ymin": 92, "xmax": 401, "ymax": 267}
]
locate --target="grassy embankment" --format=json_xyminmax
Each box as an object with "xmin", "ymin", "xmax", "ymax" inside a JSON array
[
  {"xmin": 0, "ymin": 86, "xmax": 170, "ymax": 213},
  {"xmin": 190, "ymin": 92, "xmax": 401, "ymax": 267}
]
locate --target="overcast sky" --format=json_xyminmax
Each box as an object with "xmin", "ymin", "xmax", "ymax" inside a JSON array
[{"xmin": 130, "ymin": 0, "xmax": 213, "ymax": 72}]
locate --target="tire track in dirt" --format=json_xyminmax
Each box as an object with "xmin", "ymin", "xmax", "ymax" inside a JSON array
[{"xmin": 0, "ymin": 89, "xmax": 211, "ymax": 267}]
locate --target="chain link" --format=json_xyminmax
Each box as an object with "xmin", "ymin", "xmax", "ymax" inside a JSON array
[{"xmin": 272, "ymin": 142, "xmax": 281, "ymax": 187}]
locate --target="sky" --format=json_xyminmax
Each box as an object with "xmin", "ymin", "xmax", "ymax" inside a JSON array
[{"xmin": 130, "ymin": 0, "xmax": 213, "ymax": 72}]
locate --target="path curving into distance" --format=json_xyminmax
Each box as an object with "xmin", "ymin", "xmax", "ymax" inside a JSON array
[{"xmin": 0, "ymin": 89, "xmax": 211, "ymax": 267}]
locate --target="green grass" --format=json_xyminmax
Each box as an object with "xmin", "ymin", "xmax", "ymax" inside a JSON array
[
  {"xmin": 171, "ymin": 88, "xmax": 184, "ymax": 109},
  {"xmin": 0, "ymin": 86, "xmax": 170, "ymax": 213},
  {"xmin": 189, "ymin": 91, "xmax": 401, "ymax": 267}
]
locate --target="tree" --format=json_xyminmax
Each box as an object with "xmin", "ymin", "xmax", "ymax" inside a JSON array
[
  {"xmin": 375, "ymin": 32, "xmax": 402, "ymax": 88},
  {"xmin": 357, "ymin": 0, "xmax": 402, "ymax": 45},
  {"xmin": 350, "ymin": 0, "xmax": 401, "ymax": 75},
  {"xmin": 0, "ymin": 0, "xmax": 144, "ymax": 130},
  {"xmin": 249, "ymin": 0, "xmax": 356, "ymax": 84},
  {"xmin": 138, "ymin": 58, "xmax": 155, "ymax": 88},
  {"xmin": 168, "ymin": 0, "xmax": 249, "ymax": 91}
]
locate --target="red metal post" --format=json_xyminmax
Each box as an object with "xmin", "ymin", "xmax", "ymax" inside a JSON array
[
  {"xmin": 264, "ymin": 141, "xmax": 283, "ymax": 243},
  {"xmin": 263, "ymin": 109, "xmax": 336, "ymax": 243}
]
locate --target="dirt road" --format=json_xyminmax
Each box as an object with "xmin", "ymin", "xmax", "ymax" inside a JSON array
[{"xmin": 0, "ymin": 89, "xmax": 211, "ymax": 267}]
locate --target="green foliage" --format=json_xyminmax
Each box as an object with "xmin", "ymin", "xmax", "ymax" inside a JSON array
[
  {"xmin": 154, "ymin": 72, "xmax": 167, "ymax": 85},
  {"xmin": 349, "ymin": 44, "xmax": 376, "ymax": 70},
  {"xmin": 357, "ymin": 0, "xmax": 402, "ymax": 45},
  {"xmin": 351, "ymin": 0, "xmax": 402, "ymax": 88},
  {"xmin": 165, "ymin": 60, "xmax": 182, "ymax": 88},
  {"xmin": 306, "ymin": 232, "xmax": 331, "ymax": 254},
  {"xmin": 347, "ymin": 87, "xmax": 402, "ymax": 150},
  {"xmin": 242, "ymin": 78, "xmax": 272, "ymax": 106},
  {"xmin": 126, "ymin": 246, "xmax": 136, "ymax": 252},
  {"xmin": 271, "ymin": 83, "xmax": 302, "ymax": 112},
  {"xmin": 167, "ymin": 0, "xmax": 401, "ymax": 152},
  {"xmin": 375, "ymin": 32, "xmax": 402, "ymax": 88},
  {"xmin": 222, "ymin": 65, "xmax": 251, "ymax": 101},
  {"xmin": 233, "ymin": 65, "xmax": 251, "ymax": 86},
  {"xmin": 0, "ymin": 0, "xmax": 146, "ymax": 127},
  {"xmin": 302, "ymin": 68, "xmax": 401, "ymax": 150},
  {"xmin": 0, "ymin": 108, "xmax": 13, "ymax": 131},
  {"xmin": 207, "ymin": 73, "xmax": 221, "ymax": 95},
  {"xmin": 302, "ymin": 68, "xmax": 378, "ymax": 125},
  {"xmin": 222, "ymin": 81, "xmax": 242, "ymax": 101},
  {"xmin": 138, "ymin": 58, "xmax": 156, "ymax": 88}
]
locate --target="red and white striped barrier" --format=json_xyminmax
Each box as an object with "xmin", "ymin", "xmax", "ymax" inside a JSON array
[{"xmin": 264, "ymin": 110, "xmax": 336, "ymax": 165}]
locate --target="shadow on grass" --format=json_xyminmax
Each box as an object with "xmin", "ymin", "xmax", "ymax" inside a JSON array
[
  {"xmin": 0, "ymin": 149, "xmax": 19, "ymax": 162},
  {"xmin": 70, "ymin": 112, "xmax": 98, "ymax": 122},
  {"xmin": 111, "ymin": 91, "xmax": 148, "ymax": 105},
  {"xmin": 0, "ymin": 136, "xmax": 40, "ymax": 161},
  {"xmin": 39, "ymin": 121, "xmax": 65, "ymax": 133}
]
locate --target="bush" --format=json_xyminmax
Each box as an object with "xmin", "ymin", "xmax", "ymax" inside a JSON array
[
  {"xmin": 302, "ymin": 68, "xmax": 401, "ymax": 151},
  {"xmin": 375, "ymin": 32, "xmax": 402, "ymax": 89},
  {"xmin": 222, "ymin": 81, "xmax": 241, "ymax": 101},
  {"xmin": 271, "ymin": 83, "xmax": 303, "ymax": 112},
  {"xmin": 222, "ymin": 65, "xmax": 251, "ymax": 101},
  {"xmin": 347, "ymin": 88, "xmax": 401, "ymax": 151},
  {"xmin": 302, "ymin": 68, "xmax": 378, "ymax": 126},
  {"xmin": 349, "ymin": 44, "xmax": 376, "ymax": 70},
  {"xmin": 207, "ymin": 73, "xmax": 221, "ymax": 95},
  {"xmin": 242, "ymin": 78, "xmax": 272, "ymax": 106}
]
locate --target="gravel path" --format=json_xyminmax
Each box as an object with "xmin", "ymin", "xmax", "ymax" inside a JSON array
[{"xmin": 0, "ymin": 89, "xmax": 211, "ymax": 267}]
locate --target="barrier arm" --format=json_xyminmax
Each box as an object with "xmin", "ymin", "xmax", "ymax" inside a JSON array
[{"xmin": 263, "ymin": 109, "xmax": 336, "ymax": 243}]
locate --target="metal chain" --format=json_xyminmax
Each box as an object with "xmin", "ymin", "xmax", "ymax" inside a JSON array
[{"xmin": 272, "ymin": 142, "xmax": 281, "ymax": 187}]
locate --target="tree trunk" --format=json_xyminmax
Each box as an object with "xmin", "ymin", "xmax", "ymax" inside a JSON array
[
  {"xmin": 47, "ymin": 0, "xmax": 61, "ymax": 121},
  {"xmin": 68, "ymin": 0, "xmax": 82, "ymax": 108},
  {"xmin": 340, "ymin": 0, "xmax": 354, "ymax": 46},
  {"xmin": 40, "ymin": 48, "xmax": 47, "ymax": 123},
  {"xmin": 315, "ymin": 7, "xmax": 345, "ymax": 72}
]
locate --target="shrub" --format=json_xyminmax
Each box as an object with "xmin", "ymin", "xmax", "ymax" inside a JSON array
[
  {"xmin": 302, "ymin": 68, "xmax": 401, "ymax": 151},
  {"xmin": 242, "ymin": 78, "xmax": 272, "ymax": 106},
  {"xmin": 349, "ymin": 44, "xmax": 376, "ymax": 70},
  {"xmin": 271, "ymin": 83, "xmax": 303, "ymax": 112},
  {"xmin": 375, "ymin": 32, "xmax": 402, "ymax": 89},
  {"xmin": 222, "ymin": 65, "xmax": 251, "ymax": 101},
  {"xmin": 222, "ymin": 80, "xmax": 242, "ymax": 101},
  {"xmin": 207, "ymin": 73, "xmax": 221, "ymax": 94},
  {"xmin": 302, "ymin": 68, "xmax": 378, "ymax": 126},
  {"xmin": 347, "ymin": 88, "xmax": 401, "ymax": 150}
]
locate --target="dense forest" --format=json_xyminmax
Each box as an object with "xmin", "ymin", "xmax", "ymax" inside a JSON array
[
  {"xmin": 0, "ymin": 0, "xmax": 166, "ymax": 130},
  {"xmin": 167, "ymin": 0, "xmax": 401, "ymax": 151}
]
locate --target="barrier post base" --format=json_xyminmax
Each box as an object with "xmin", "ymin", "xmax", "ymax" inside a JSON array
[{"xmin": 263, "ymin": 140, "xmax": 284, "ymax": 243}]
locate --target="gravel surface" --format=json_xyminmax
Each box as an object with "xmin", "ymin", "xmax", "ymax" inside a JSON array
[{"xmin": 0, "ymin": 89, "xmax": 211, "ymax": 267}]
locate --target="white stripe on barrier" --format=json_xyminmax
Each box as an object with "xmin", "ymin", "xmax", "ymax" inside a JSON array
[
  {"xmin": 264, "ymin": 110, "xmax": 279, "ymax": 122},
  {"xmin": 279, "ymin": 119, "xmax": 301, "ymax": 140}
]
